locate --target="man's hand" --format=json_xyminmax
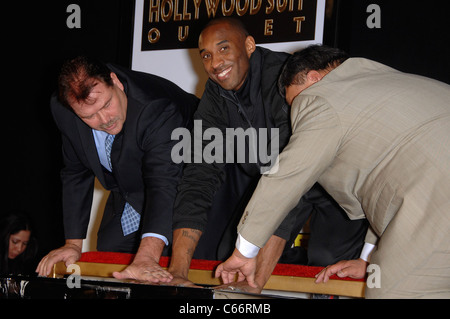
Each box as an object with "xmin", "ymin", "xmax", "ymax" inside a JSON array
[
  {"xmin": 215, "ymin": 235, "xmax": 287, "ymax": 294},
  {"xmin": 36, "ymin": 239, "xmax": 82, "ymax": 277},
  {"xmin": 215, "ymin": 248, "xmax": 258, "ymax": 288},
  {"xmin": 166, "ymin": 274, "xmax": 200, "ymax": 288},
  {"xmin": 315, "ymin": 258, "xmax": 368, "ymax": 283},
  {"xmin": 113, "ymin": 236, "xmax": 172, "ymax": 283},
  {"xmin": 113, "ymin": 257, "xmax": 172, "ymax": 283}
]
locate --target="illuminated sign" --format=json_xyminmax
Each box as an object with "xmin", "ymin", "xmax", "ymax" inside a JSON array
[{"xmin": 141, "ymin": 0, "xmax": 317, "ymax": 50}]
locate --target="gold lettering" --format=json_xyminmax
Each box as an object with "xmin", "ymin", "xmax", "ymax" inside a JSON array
[
  {"xmin": 149, "ymin": 0, "xmax": 160, "ymax": 23},
  {"xmin": 277, "ymin": 0, "xmax": 288, "ymax": 12},
  {"xmin": 174, "ymin": 0, "xmax": 182, "ymax": 21},
  {"xmin": 266, "ymin": 0, "xmax": 274, "ymax": 14},
  {"xmin": 182, "ymin": 0, "xmax": 191, "ymax": 20},
  {"xmin": 236, "ymin": 0, "xmax": 249, "ymax": 16},
  {"xmin": 193, "ymin": 0, "xmax": 202, "ymax": 19},
  {"xmin": 222, "ymin": 0, "xmax": 235, "ymax": 16},
  {"xmin": 250, "ymin": 0, "xmax": 262, "ymax": 15},
  {"xmin": 293, "ymin": 16, "xmax": 305, "ymax": 33},
  {"xmin": 161, "ymin": 0, "xmax": 173, "ymax": 22},
  {"xmin": 289, "ymin": 0, "xmax": 302, "ymax": 11},
  {"xmin": 148, "ymin": 28, "xmax": 161, "ymax": 43},
  {"xmin": 264, "ymin": 19, "xmax": 273, "ymax": 35},
  {"xmin": 205, "ymin": 0, "xmax": 220, "ymax": 18},
  {"xmin": 178, "ymin": 25, "xmax": 189, "ymax": 41},
  {"xmin": 147, "ymin": 0, "xmax": 300, "ymax": 25}
]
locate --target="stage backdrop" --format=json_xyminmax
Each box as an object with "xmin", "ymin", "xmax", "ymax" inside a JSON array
[{"xmin": 131, "ymin": 0, "xmax": 326, "ymax": 97}]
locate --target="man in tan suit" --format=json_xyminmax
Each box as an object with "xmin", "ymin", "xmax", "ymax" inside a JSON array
[{"xmin": 216, "ymin": 45, "xmax": 450, "ymax": 298}]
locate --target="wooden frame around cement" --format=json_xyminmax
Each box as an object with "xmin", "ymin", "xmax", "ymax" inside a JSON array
[{"xmin": 52, "ymin": 261, "xmax": 365, "ymax": 298}]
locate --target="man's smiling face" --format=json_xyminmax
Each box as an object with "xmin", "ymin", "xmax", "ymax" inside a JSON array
[{"xmin": 198, "ymin": 21, "xmax": 255, "ymax": 91}]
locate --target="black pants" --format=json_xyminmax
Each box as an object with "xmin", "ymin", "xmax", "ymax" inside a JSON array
[
  {"xmin": 194, "ymin": 164, "xmax": 255, "ymax": 260},
  {"xmin": 280, "ymin": 184, "xmax": 368, "ymax": 266}
]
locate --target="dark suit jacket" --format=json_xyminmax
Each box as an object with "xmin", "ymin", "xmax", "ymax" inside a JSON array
[{"xmin": 50, "ymin": 64, "xmax": 198, "ymax": 243}]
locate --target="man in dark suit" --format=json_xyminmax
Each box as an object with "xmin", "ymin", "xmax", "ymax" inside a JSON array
[{"xmin": 36, "ymin": 56, "xmax": 198, "ymax": 282}]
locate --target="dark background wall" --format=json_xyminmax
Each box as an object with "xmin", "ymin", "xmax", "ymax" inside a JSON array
[
  {"xmin": 2, "ymin": 0, "xmax": 448, "ymax": 261},
  {"xmin": 324, "ymin": 0, "xmax": 450, "ymax": 84},
  {"xmin": 3, "ymin": 0, "xmax": 135, "ymax": 257}
]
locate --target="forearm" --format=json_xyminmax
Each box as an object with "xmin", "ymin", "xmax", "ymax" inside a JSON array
[
  {"xmin": 65, "ymin": 239, "xmax": 83, "ymax": 251},
  {"xmin": 133, "ymin": 236, "xmax": 165, "ymax": 263},
  {"xmin": 253, "ymin": 235, "xmax": 286, "ymax": 288},
  {"xmin": 168, "ymin": 228, "xmax": 202, "ymax": 278}
]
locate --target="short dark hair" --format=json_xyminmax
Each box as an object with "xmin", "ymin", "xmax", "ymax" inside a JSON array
[
  {"xmin": 201, "ymin": 17, "xmax": 249, "ymax": 38},
  {"xmin": 58, "ymin": 56, "xmax": 113, "ymax": 108},
  {"xmin": 278, "ymin": 45, "xmax": 349, "ymax": 97}
]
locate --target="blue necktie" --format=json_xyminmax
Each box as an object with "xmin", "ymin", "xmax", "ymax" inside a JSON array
[{"xmin": 105, "ymin": 134, "xmax": 140, "ymax": 236}]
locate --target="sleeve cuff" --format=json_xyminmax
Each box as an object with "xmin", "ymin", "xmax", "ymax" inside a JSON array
[
  {"xmin": 236, "ymin": 234, "xmax": 260, "ymax": 258},
  {"xmin": 360, "ymin": 242, "xmax": 375, "ymax": 262},
  {"xmin": 142, "ymin": 233, "xmax": 169, "ymax": 246}
]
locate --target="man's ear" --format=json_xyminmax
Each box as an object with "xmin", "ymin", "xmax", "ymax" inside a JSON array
[
  {"xmin": 110, "ymin": 72, "xmax": 124, "ymax": 91},
  {"xmin": 245, "ymin": 36, "xmax": 256, "ymax": 57},
  {"xmin": 306, "ymin": 70, "xmax": 323, "ymax": 84}
]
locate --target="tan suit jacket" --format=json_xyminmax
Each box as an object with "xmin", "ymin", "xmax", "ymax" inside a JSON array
[{"xmin": 238, "ymin": 58, "xmax": 450, "ymax": 298}]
